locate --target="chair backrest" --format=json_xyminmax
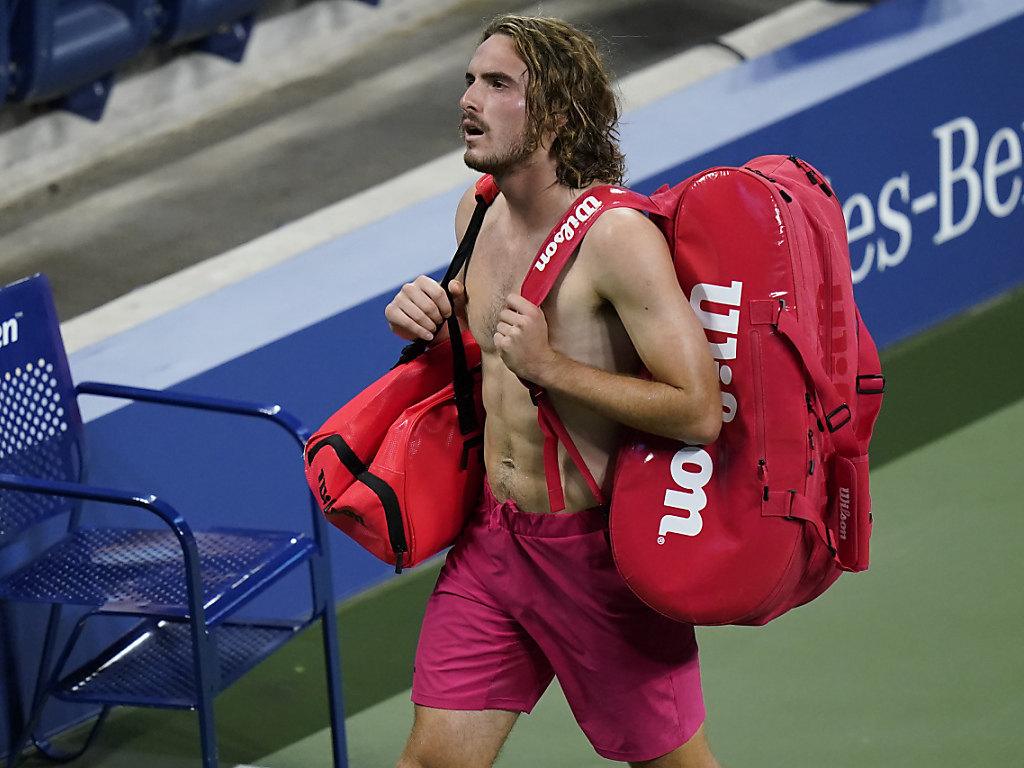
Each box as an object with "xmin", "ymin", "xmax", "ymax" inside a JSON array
[{"xmin": 0, "ymin": 274, "xmax": 87, "ymax": 542}]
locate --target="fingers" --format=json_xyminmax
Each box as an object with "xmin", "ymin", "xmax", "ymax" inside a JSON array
[
  {"xmin": 385, "ymin": 276, "xmax": 453, "ymax": 342},
  {"xmin": 493, "ymin": 295, "xmax": 541, "ymax": 349},
  {"xmin": 493, "ymin": 319, "xmax": 515, "ymax": 345},
  {"xmin": 503, "ymin": 293, "xmax": 533, "ymax": 314},
  {"xmin": 492, "ymin": 295, "xmax": 555, "ymax": 385},
  {"xmin": 494, "ymin": 302, "xmax": 520, "ymax": 343}
]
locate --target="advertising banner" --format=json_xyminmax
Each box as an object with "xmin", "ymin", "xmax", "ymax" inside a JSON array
[{"xmin": 634, "ymin": 10, "xmax": 1024, "ymax": 349}]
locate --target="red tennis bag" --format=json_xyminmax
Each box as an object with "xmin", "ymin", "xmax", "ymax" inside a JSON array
[
  {"xmin": 522, "ymin": 156, "xmax": 885, "ymax": 625},
  {"xmin": 304, "ymin": 184, "xmax": 495, "ymax": 572},
  {"xmin": 303, "ymin": 329, "xmax": 484, "ymax": 572}
]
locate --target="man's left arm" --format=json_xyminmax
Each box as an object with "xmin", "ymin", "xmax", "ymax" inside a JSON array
[{"xmin": 493, "ymin": 208, "xmax": 722, "ymax": 445}]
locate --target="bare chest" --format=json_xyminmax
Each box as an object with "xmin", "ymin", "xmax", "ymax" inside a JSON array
[
  {"xmin": 465, "ymin": 227, "xmax": 540, "ymax": 345},
  {"xmin": 464, "ymin": 225, "xmax": 631, "ymax": 370}
]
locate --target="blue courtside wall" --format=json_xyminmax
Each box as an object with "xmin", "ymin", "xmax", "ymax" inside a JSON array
[{"xmin": 4, "ymin": 0, "xmax": 1024, "ymax": 748}]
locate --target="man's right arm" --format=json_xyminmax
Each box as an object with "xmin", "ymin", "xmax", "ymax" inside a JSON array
[{"xmin": 383, "ymin": 185, "xmax": 478, "ymax": 343}]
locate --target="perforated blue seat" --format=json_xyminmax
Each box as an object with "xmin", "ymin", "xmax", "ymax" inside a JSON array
[{"xmin": 0, "ymin": 274, "xmax": 348, "ymax": 768}]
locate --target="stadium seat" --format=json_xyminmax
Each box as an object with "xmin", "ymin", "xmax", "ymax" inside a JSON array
[
  {"xmin": 158, "ymin": 0, "xmax": 385, "ymax": 62},
  {"xmin": 155, "ymin": 0, "xmax": 265, "ymax": 62},
  {"xmin": 6, "ymin": 0, "xmax": 158, "ymax": 120},
  {"xmin": 0, "ymin": 2, "xmax": 9, "ymax": 105},
  {"xmin": 0, "ymin": 274, "xmax": 349, "ymax": 768}
]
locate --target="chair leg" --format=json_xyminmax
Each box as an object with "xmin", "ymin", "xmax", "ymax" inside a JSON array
[
  {"xmin": 1, "ymin": 604, "xmax": 26, "ymax": 765},
  {"xmin": 196, "ymin": 694, "xmax": 219, "ymax": 768},
  {"xmin": 307, "ymin": 532, "xmax": 348, "ymax": 768},
  {"xmin": 30, "ymin": 604, "xmax": 65, "ymax": 716},
  {"xmin": 5, "ymin": 673, "xmax": 107, "ymax": 768},
  {"xmin": 320, "ymin": 607, "xmax": 349, "ymax": 768},
  {"xmin": 31, "ymin": 706, "xmax": 111, "ymax": 763},
  {"xmin": 7, "ymin": 610, "xmax": 92, "ymax": 768},
  {"xmin": 7, "ymin": 720, "xmax": 35, "ymax": 768},
  {"xmin": 191, "ymin": 623, "xmax": 221, "ymax": 768}
]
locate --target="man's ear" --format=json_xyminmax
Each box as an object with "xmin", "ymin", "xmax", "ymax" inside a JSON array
[{"xmin": 540, "ymin": 112, "xmax": 569, "ymax": 152}]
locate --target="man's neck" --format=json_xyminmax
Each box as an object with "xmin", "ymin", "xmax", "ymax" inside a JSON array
[{"xmin": 492, "ymin": 156, "xmax": 579, "ymax": 232}]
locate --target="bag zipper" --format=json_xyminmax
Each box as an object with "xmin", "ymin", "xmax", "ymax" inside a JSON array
[{"xmin": 749, "ymin": 328, "xmax": 769, "ymax": 502}]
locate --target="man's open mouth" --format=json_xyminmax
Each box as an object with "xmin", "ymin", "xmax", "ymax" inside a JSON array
[{"xmin": 462, "ymin": 120, "xmax": 485, "ymax": 138}]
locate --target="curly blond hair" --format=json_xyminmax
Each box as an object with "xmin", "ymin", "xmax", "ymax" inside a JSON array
[{"xmin": 481, "ymin": 15, "xmax": 625, "ymax": 188}]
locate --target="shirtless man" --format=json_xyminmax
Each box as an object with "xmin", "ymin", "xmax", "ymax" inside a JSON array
[{"xmin": 385, "ymin": 15, "xmax": 723, "ymax": 768}]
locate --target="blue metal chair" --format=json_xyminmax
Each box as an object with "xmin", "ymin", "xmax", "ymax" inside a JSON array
[
  {"xmin": 0, "ymin": 274, "xmax": 348, "ymax": 768},
  {"xmin": 6, "ymin": 0, "xmax": 159, "ymax": 120}
]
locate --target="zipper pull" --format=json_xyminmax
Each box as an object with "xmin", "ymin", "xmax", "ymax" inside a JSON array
[
  {"xmin": 808, "ymin": 429, "xmax": 816, "ymax": 475},
  {"xmin": 788, "ymin": 155, "xmax": 834, "ymax": 197},
  {"xmin": 759, "ymin": 459, "xmax": 769, "ymax": 501},
  {"xmin": 806, "ymin": 392, "xmax": 824, "ymax": 432}
]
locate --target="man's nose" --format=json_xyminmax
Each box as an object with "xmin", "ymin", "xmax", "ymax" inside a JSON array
[{"xmin": 460, "ymin": 82, "xmax": 478, "ymax": 112}]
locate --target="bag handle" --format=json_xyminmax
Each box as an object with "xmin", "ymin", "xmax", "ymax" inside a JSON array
[{"xmin": 394, "ymin": 178, "xmax": 497, "ymax": 435}]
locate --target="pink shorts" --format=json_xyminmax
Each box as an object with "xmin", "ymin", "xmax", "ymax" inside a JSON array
[{"xmin": 412, "ymin": 484, "xmax": 706, "ymax": 762}]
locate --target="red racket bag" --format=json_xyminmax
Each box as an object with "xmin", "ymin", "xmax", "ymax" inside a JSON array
[{"xmin": 521, "ymin": 156, "xmax": 885, "ymax": 625}]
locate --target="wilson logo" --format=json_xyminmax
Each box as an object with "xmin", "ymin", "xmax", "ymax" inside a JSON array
[
  {"xmin": 837, "ymin": 486, "xmax": 851, "ymax": 541},
  {"xmin": 318, "ymin": 468, "xmax": 365, "ymax": 526},
  {"xmin": 657, "ymin": 281, "xmax": 743, "ymax": 544},
  {"xmin": 1, "ymin": 316, "xmax": 19, "ymax": 348},
  {"xmin": 534, "ymin": 195, "xmax": 603, "ymax": 272},
  {"xmin": 658, "ymin": 447, "xmax": 713, "ymax": 541}
]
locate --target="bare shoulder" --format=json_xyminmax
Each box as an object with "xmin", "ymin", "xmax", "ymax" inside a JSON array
[
  {"xmin": 588, "ymin": 205, "xmax": 665, "ymax": 245},
  {"xmin": 455, "ymin": 184, "xmax": 479, "ymax": 240},
  {"xmin": 580, "ymin": 206, "xmax": 675, "ymax": 300}
]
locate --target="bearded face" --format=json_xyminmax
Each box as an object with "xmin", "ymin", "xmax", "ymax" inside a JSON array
[{"xmin": 460, "ymin": 34, "xmax": 543, "ymax": 179}]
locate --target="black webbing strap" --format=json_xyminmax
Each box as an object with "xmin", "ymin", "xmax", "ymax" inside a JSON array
[
  {"xmin": 393, "ymin": 193, "xmax": 492, "ymax": 436},
  {"xmin": 306, "ymin": 434, "xmax": 406, "ymax": 569}
]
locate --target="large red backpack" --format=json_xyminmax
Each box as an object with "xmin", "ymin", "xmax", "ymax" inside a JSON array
[{"xmin": 519, "ymin": 155, "xmax": 885, "ymax": 626}]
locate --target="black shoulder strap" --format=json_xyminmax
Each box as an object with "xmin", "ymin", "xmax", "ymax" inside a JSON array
[{"xmin": 393, "ymin": 191, "xmax": 492, "ymax": 366}]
